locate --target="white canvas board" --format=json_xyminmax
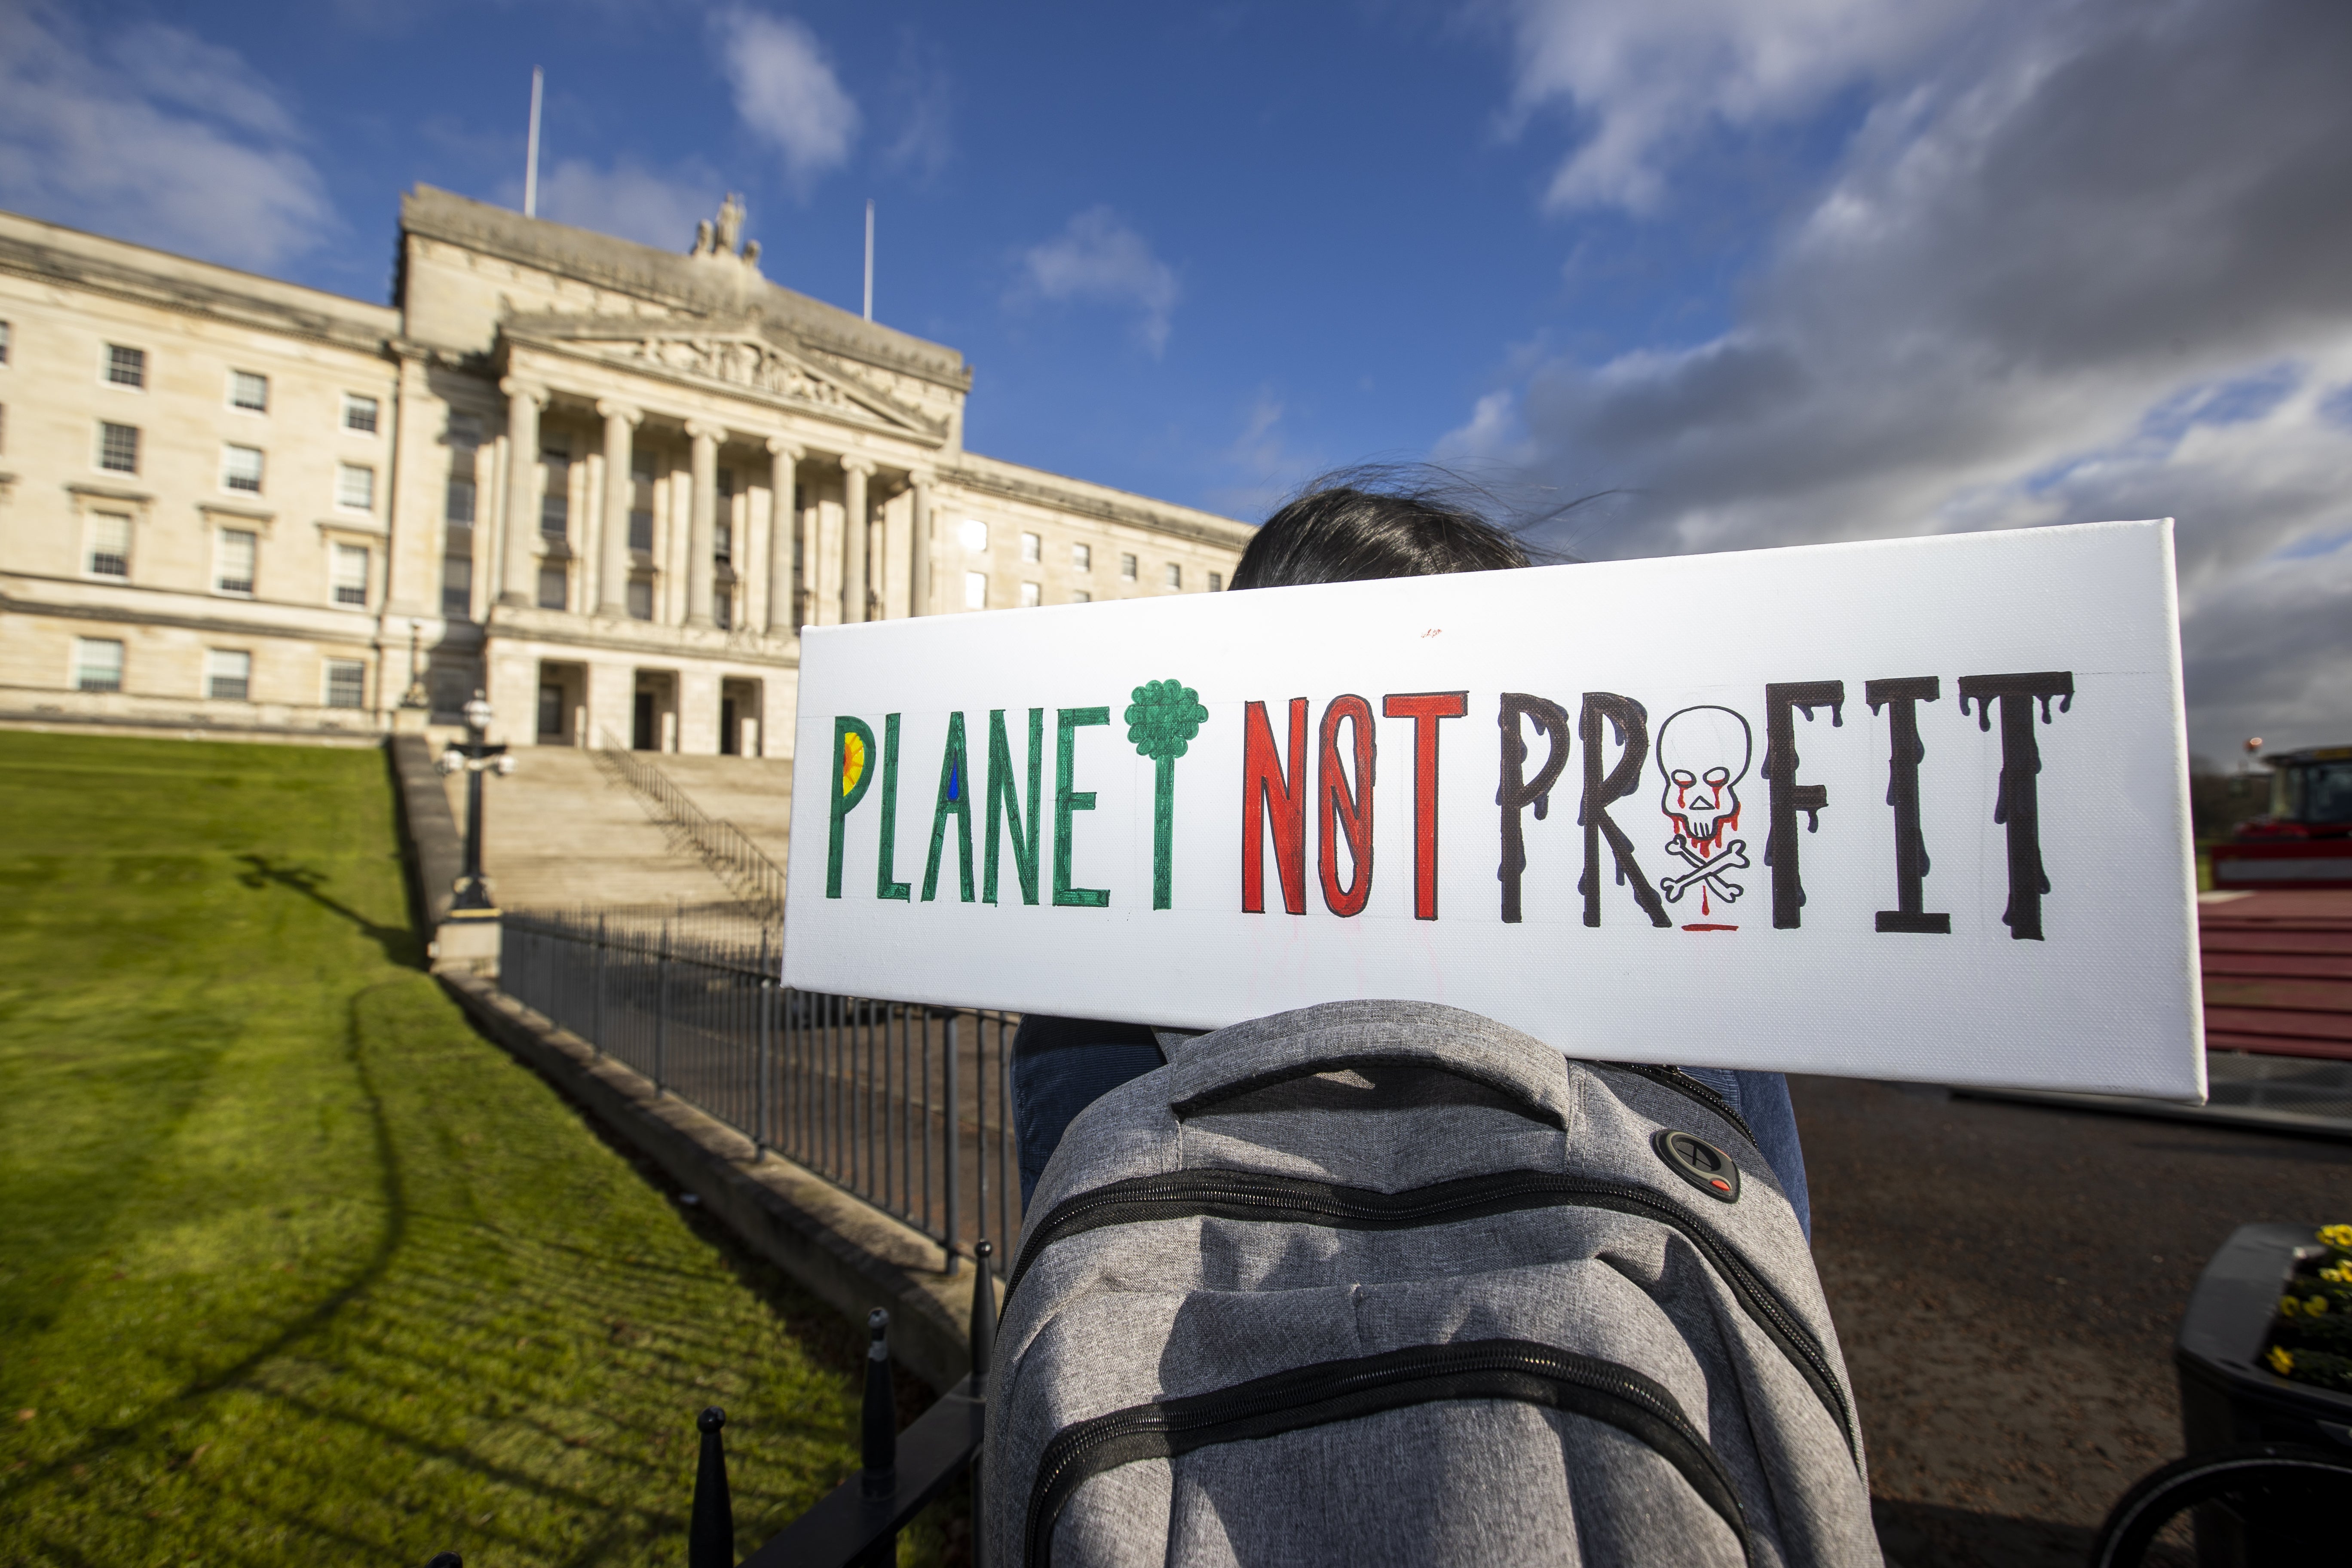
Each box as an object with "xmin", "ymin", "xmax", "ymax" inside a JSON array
[{"xmin": 784, "ymin": 519, "xmax": 2204, "ymax": 1101}]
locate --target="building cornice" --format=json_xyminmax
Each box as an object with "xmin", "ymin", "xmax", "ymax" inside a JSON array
[
  {"xmin": 940, "ymin": 462, "xmax": 1256, "ymax": 552},
  {"xmin": 400, "ymin": 185, "xmax": 971, "ymax": 392},
  {"xmin": 0, "ymin": 224, "xmax": 397, "ymax": 357}
]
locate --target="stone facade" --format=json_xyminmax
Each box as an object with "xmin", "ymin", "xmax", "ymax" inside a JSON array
[{"xmin": 0, "ymin": 189, "xmax": 1254, "ymax": 754}]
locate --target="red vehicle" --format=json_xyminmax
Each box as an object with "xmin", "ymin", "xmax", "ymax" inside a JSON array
[{"xmin": 2210, "ymin": 744, "xmax": 2352, "ymax": 890}]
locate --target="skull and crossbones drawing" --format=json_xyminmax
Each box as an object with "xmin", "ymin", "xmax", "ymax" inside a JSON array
[{"xmin": 1655, "ymin": 705, "xmax": 1753, "ymax": 908}]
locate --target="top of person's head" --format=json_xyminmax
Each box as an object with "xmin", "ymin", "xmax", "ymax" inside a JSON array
[{"xmin": 1230, "ymin": 467, "xmax": 1538, "ymax": 591}]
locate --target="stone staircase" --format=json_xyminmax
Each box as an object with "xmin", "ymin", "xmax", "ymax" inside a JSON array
[{"xmin": 445, "ymin": 747, "xmax": 794, "ymax": 913}]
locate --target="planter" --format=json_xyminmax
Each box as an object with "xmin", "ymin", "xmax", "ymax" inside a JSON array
[
  {"xmin": 2166, "ymin": 1223, "xmax": 2352, "ymax": 1567},
  {"xmin": 2173, "ymin": 1222, "xmax": 2352, "ymax": 1457},
  {"xmin": 2177, "ymin": 1222, "xmax": 2352, "ymax": 1452}
]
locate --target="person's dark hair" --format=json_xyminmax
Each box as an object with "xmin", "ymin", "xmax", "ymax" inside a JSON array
[{"xmin": 1230, "ymin": 466, "xmax": 1538, "ymax": 590}]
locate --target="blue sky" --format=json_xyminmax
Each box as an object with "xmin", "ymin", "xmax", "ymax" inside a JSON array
[{"xmin": 5, "ymin": 0, "xmax": 2351, "ymax": 756}]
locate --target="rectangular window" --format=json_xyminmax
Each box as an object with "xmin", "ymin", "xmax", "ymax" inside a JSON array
[
  {"xmin": 216, "ymin": 528, "xmax": 256, "ymax": 595},
  {"xmin": 1021, "ymin": 531, "xmax": 1041, "ymax": 564},
  {"xmin": 960, "ymin": 518, "xmax": 989, "ymax": 553},
  {"xmin": 965, "ymin": 571, "xmax": 987, "ymax": 610},
  {"xmin": 445, "ymin": 477, "xmax": 475, "ymax": 524},
  {"xmin": 539, "ymin": 447, "xmax": 568, "ymax": 537},
  {"xmin": 331, "ymin": 542, "xmax": 369, "ymax": 606},
  {"xmin": 715, "ymin": 468, "xmax": 735, "ymax": 563},
  {"xmin": 205, "ymin": 649, "xmax": 251, "ymax": 702},
  {"xmin": 1019, "ymin": 581, "xmax": 1042, "ymax": 607},
  {"xmin": 1165, "ymin": 563, "xmax": 1182, "ymax": 589},
  {"xmin": 337, "ymin": 463, "xmax": 374, "ymax": 511},
  {"xmin": 1120, "ymin": 552, "xmax": 1138, "ymax": 581},
  {"xmin": 630, "ymin": 457, "xmax": 655, "ymax": 551},
  {"xmin": 87, "ymin": 511, "xmax": 131, "ymax": 579},
  {"xmin": 441, "ymin": 556, "xmax": 472, "ymax": 617},
  {"xmin": 1208, "ymin": 570, "xmax": 1223, "ymax": 593},
  {"xmin": 536, "ymin": 563, "xmax": 567, "ymax": 610},
  {"xmin": 626, "ymin": 577, "xmax": 653, "ymax": 621},
  {"xmin": 343, "ymin": 393, "xmax": 379, "ymax": 434},
  {"xmin": 222, "ymin": 444, "xmax": 263, "ymax": 493},
  {"xmin": 715, "ymin": 588, "xmax": 733, "ymax": 630},
  {"xmin": 325, "ymin": 659, "xmax": 366, "ymax": 710},
  {"xmin": 75, "ymin": 637, "xmax": 124, "ymax": 692},
  {"xmin": 1072, "ymin": 542, "xmax": 1091, "ymax": 572},
  {"xmin": 1071, "ymin": 589, "xmax": 1091, "ymax": 604},
  {"xmin": 106, "ymin": 344, "xmax": 145, "ymax": 388},
  {"xmin": 0, "ymin": 320, "xmax": 10, "ymax": 364},
  {"xmin": 448, "ymin": 411, "xmax": 482, "ymax": 447},
  {"xmin": 230, "ymin": 371, "xmax": 268, "ymax": 412},
  {"xmin": 98, "ymin": 421, "xmax": 139, "ymax": 474}
]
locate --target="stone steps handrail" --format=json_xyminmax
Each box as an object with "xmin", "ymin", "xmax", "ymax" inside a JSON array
[{"xmin": 595, "ymin": 734, "xmax": 789, "ymax": 916}]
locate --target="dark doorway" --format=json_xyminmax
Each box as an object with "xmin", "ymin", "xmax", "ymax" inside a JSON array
[
  {"xmin": 538, "ymin": 683, "xmax": 564, "ymax": 741},
  {"xmin": 720, "ymin": 697, "xmax": 740, "ymax": 756},
  {"xmin": 632, "ymin": 691, "xmax": 656, "ymax": 751}
]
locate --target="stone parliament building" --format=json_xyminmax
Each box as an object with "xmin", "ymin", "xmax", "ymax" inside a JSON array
[{"xmin": 0, "ymin": 188, "xmax": 1253, "ymax": 757}]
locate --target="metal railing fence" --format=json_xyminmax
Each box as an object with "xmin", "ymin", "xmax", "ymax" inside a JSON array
[
  {"xmin": 499, "ymin": 906, "xmax": 1024, "ymax": 1273},
  {"xmin": 593, "ymin": 740, "xmax": 790, "ymax": 916}
]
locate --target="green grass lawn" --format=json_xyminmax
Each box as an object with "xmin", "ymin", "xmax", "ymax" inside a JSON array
[{"xmin": 0, "ymin": 731, "xmax": 943, "ymax": 1566}]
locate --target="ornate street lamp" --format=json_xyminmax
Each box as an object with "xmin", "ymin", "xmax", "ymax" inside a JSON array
[{"xmin": 438, "ymin": 689, "xmax": 514, "ymax": 916}]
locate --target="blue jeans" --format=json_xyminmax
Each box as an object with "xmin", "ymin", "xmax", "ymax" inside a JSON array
[{"xmin": 1010, "ymin": 1016, "xmax": 1813, "ymax": 1242}]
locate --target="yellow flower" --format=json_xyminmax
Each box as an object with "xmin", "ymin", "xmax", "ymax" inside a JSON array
[
  {"xmin": 2268, "ymin": 1345, "xmax": 2295, "ymax": 1376},
  {"xmin": 2280, "ymin": 1295, "xmax": 2303, "ymax": 1317},
  {"xmin": 2323, "ymin": 1265, "xmax": 2352, "ymax": 1286},
  {"xmin": 2318, "ymin": 1224, "xmax": 2352, "ymax": 1250},
  {"xmin": 2306, "ymin": 1295, "xmax": 2329, "ymax": 1315}
]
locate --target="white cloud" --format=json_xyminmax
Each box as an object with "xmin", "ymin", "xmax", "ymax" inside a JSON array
[
  {"xmin": 1010, "ymin": 207, "xmax": 1181, "ymax": 356},
  {"xmin": 1206, "ymin": 392, "xmax": 1326, "ymax": 520},
  {"xmin": 1470, "ymin": 0, "xmax": 2352, "ymax": 756},
  {"xmin": 882, "ymin": 29, "xmax": 954, "ymax": 183},
  {"xmin": 529, "ymin": 157, "xmax": 725, "ymax": 252},
  {"xmin": 0, "ymin": 3, "xmax": 334, "ymax": 271},
  {"xmin": 712, "ymin": 9, "xmax": 860, "ymax": 193},
  {"xmin": 1499, "ymin": 0, "xmax": 1986, "ymax": 212}
]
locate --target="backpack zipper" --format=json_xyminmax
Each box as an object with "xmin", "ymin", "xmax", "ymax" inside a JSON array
[
  {"xmin": 1022, "ymin": 1337, "xmax": 1752, "ymax": 1568},
  {"xmin": 1007, "ymin": 1167, "xmax": 1856, "ymax": 1461},
  {"xmin": 1596, "ymin": 1062, "xmax": 1759, "ymax": 1148}
]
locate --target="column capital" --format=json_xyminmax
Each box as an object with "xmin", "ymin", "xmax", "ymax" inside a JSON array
[
  {"xmin": 595, "ymin": 399, "xmax": 643, "ymax": 426},
  {"xmin": 839, "ymin": 453, "xmax": 877, "ymax": 477},
  {"xmin": 906, "ymin": 466, "xmax": 937, "ymax": 488},
  {"xmin": 766, "ymin": 435, "xmax": 806, "ymax": 461},
  {"xmin": 499, "ymin": 377, "xmax": 550, "ymax": 407},
  {"xmin": 683, "ymin": 418, "xmax": 727, "ymax": 444}
]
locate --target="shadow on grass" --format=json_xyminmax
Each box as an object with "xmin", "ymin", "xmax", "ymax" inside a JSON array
[
  {"xmin": 237, "ymin": 854, "xmax": 423, "ymax": 969},
  {"xmin": 0, "ymin": 980, "xmax": 411, "ymax": 1504}
]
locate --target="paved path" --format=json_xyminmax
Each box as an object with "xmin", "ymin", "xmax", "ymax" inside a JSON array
[{"xmin": 1794, "ymin": 1074, "xmax": 2351, "ymax": 1566}]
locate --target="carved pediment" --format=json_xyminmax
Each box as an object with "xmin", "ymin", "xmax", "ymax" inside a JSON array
[{"xmin": 506, "ymin": 312, "xmax": 946, "ymax": 440}]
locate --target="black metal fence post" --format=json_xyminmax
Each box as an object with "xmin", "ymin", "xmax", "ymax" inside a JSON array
[
  {"xmin": 943, "ymin": 1011, "xmax": 961, "ymax": 1276},
  {"xmin": 689, "ymin": 1406, "xmax": 734, "ymax": 1568},
  {"xmin": 654, "ymin": 914, "xmax": 671, "ymax": 1097}
]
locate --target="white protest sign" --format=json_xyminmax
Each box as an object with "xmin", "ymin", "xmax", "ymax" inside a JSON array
[{"xmin": 784, "ymin": 519, "xmax": 2203, "ymax": 1100}]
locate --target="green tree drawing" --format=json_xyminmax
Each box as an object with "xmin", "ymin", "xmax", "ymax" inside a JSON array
[{"xmin": 1126, "ymin": 678, "xmax": 1210, "ymax": 909}]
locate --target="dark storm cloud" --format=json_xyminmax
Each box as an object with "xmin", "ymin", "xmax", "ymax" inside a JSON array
[{"xmin": 1471, "ymin": 0, "xmax": 2352, "ymax": 752}]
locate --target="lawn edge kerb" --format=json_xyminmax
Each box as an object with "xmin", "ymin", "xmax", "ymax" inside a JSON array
[{"xmin": 438, "ymin": 970, "xmax": 989, "ymax": 1393}]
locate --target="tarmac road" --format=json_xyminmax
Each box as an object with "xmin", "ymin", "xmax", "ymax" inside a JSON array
[{"xmin": 1791, "ymin": 1075, "xmax": 2352, "ymax": 1568}]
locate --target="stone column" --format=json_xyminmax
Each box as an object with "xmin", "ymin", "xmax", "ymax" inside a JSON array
[
  {"xmin": 906, "ymin": 468, "xmax": 934, "ymax": 617},
  {"xmin": 840, "ymin": 455, "xmax": 874, "ymax": 624},
  {"xmin": 764, "ymin": 438, "xmax": 802, "ymax": 634},
  {"xmin": 498, "ymin": 377, "xmax": 547, "ymax": 606},
  {"xmin": 801, "ymin": 471, "xmax": 824, "ymax": 628},
  {"xmin": 685, "ymin": 420, "xmax": 723, "ymax": 628},
  {"xmin": 596, "ymin": 401, "xmax": 640, "ymax": 617}
]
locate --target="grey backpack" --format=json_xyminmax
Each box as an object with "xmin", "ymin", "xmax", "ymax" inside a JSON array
[{"xmin": 982, "ymin": 999, "xmax": 1880, "ymax": 1568}]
